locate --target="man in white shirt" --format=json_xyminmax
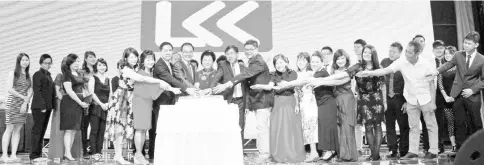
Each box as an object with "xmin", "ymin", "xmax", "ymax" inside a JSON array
[{"xmin": 358, "ymin": 40, "xmax": 439, "ymax": 159}]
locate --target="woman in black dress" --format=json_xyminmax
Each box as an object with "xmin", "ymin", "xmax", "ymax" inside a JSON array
[
  {"xmin": 60, "ymin": 54, "xmax": 90, "ymax": 161},
  {"xmin": 438, "ymin": 46, "xmax": 457, "ymax": 152},
  {"xmin": 87, "ymin": 58, "xmax": 111, "ymax": 160}
]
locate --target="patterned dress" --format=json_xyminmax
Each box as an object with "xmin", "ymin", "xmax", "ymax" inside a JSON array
[
  {"xmin": 105, "ymin": 75, "xmax": 135, "ymax": 142},
  {"xmin": 294, "ymin": 71, "xmax": 318, "ymax": 145},
  {"xmin": 5, "ymin": 73, "xmax": 31, "ymax": 124},
  {"xmin": 347, "ymin": 64, "xmax": 385, "ymax": 125}
]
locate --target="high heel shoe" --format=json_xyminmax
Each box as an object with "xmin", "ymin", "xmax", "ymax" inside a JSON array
[
  {"xmin": 63, "ymin": 156, "xmax": 75, "ymax": 161},
  {"xmin": 452, "ymin": 146, "xmax": 456, "ymax": 153},
  {"xmin": 321, "ymin": 151, "xmax": 337, "ymax": 161}
]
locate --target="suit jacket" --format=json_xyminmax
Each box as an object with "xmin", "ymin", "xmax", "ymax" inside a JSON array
[
  {"xmin": 210, "ymin": 58, "xmax": 250, "ymax": 108},
  {"xmin": 173, "ymin": 60, "xmax": 196, "ymax": 88},
  {"xmin": 230, "ymin": 54, "xmax": 272, "ymax": 110},
  {"xmin": 437, "ymin": 51, "xmax": 484, "ymax": 101},
  {"xmin": 31, "ymin": 68, "xmax": 56, "ymax": 110},
  {"xmin": 153, "ymin": 58, "xmax": 187, "ymax": 105}
]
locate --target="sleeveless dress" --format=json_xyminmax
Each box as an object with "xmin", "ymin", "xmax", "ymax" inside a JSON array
[
  {"xmin": 6, "ymin": 73, "xmax": 31, "ymax": 124},
  {"xmin": 105, "ymin": 74, "xmax": 135, "ymax": 142},
  {"xmin": 132, "ymin": 69, "xmax": 163, "ymax": 130},
  {"xmin": 60, "ymin": 72, "xmax": 87, "ymax": 130},
  {"xmin": 294, "ymin": 71, "xmax": 318, "ymax": 145}
]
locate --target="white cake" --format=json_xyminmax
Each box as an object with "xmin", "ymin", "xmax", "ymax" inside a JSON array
[{"xmin": 176, "ymin": 95, "xmax": 227, "ymax": 109}]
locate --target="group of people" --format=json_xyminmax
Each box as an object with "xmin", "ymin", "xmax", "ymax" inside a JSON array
[{"xmin": 0, "ymin": 30, "xmax": 482, "ymax": 164}]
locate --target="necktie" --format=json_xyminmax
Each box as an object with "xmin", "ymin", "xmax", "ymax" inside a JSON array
[
  {"xmin": 389, "ymin": 73, "xmax": 394, "ymax": 98},
  {"xmin": 187, "ymin": 62, "xmax": 193, "ymax": 79},
  {"xmin": 466, "ymin": 55, "xmax": 471, "ymax": 69}
]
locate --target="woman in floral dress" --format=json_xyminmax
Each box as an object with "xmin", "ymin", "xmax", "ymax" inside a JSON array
[{"xmin": 294, "ymin": 52, "xmax": 319, "ymax": 162}]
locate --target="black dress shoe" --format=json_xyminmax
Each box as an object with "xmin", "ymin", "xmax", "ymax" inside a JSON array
[
  {"xmin": 423, "ymin": 149, "xmax": 429, "ymax": 155},
  {"xmin": 400, "ymin": 152, "xmax": 419, "ymax": 160},
  {"xmin": 423, "ymin": 153, "xmax": 437, "ymax": 159},
  {"xmin": 438, "ymin": 148, "xmax": 445, "ymax": 154}
]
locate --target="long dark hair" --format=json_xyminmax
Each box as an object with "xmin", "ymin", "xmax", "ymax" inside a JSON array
[
  {"xmin": 13, "ymin": 53, "xmax": 31, "ymax": 85},
  {"xmin": 139, "ymin": 50, "xmax": 156, "ymax": 72},
  {"xmin": 121, "ymin": 47, "xmax": 139, "ymax": 69},
  {"xmin": 361, "ymin": 45, "xmax": 380, "ymax": 70},
  {"xmin": 83, "ymin": 51, "xmax": 96, "ymax": 73},
  {"xmin": 332, "ymin": 49, "xmax": 351, "ymax": 70},
  {"xmin": 62, "ymin": 53, "xmax": 79, "ymax": 76}
]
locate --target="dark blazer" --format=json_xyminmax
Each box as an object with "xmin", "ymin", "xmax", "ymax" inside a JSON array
[
  {"xmin": 210, "ymin": 58, "xmax": 249, "ymax": 108},
  {"xmin": 173, "ymin": 60, "xmax": 196, "ymax": 88},
  {"xmin": 153, "ymin": 58, "xmax": 187, "ymax": 105},
  {"xmin": 437, "ymin": 51, "xmax": 484, "ymax": 102},
  {"xmin": 230, "ymin": 54, "xmax": 272, "ymax": 110},
  {"xmin": 31, "ymin": 68, "xmax": 56, "ymax": 110}
]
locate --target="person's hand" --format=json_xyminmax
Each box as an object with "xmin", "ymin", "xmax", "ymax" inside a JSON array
[
  {"xmin": 272, "ymin": 85, "xmax": 282, "ymax": 91},
  {"xmin": 194, "ymin": 83, "xmax": 200, "ymax": 89},
  {"xmin": 100, "ymin": 103, "xmax": 108, "ymax": 111},
  {"xmin": 461, "ymin": 89, "xmax": 473, "ymax": 98},
  {"xmin": 401, "ymin": 102, "xmax": 407, "ymax": 114},
  {"xmin": 159, "ymin": 81, "xmax": 170, "ymax": 90},
  {"xmin": 384, "ymin": 102, "xmax": 387, "ymax": 112},
  {"xmin": 118, "ymin": 81, "xmax": 128, "ymax": 89},
  {"xmin": 198, "ymin": 89, "xmax": 211, "ymax": 96},
  {"xmin": 170, "ymin": 88, "xmax": 182, "ymax": 95},
  {"xmin": 186, "ymin": 88, "xmax": 199, "ymax": 96},
  {"xmin": 355, "ymin": 71, "xmax": 370, "ymax": 77},
  {"xmin": 278, "ymin": 80, "xmax": 288, "ymax": 88},
  {"xmin": 425, "ymin": 71, "xmax": 439, "ymax": 78},
  {"xmin": 20, "ymin": 103, "xmax": 27, "ymax": 113},
  {"xmin": 212, "ymin": 84, "xmax": 228, "ymax": 94},
  {"xmin": 444, "ymin": 96, "xmax": 455, "ymax": 103},
  {"xmin": 103, "ymin": 103, "xmax": 110, "ymax": 111},
  {"xmin": 22, "ymin": 95, "xmax": 29, "ymax": 102},
  {"xmin": 79, "ymin": 102, "xmax": 89, "ymax": 109}
]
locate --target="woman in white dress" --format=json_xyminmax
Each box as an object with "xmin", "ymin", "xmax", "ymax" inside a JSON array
[{"xmin": 294, "ymin": 52, "xmax": 319, "ymax": 162}]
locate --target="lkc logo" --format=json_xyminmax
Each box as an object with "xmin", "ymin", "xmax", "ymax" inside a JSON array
[{"xmin": 141, "ymin": 1, "xmax": 272, "ymax": 52}]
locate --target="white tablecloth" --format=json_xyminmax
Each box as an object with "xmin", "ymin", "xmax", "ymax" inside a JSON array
[{"xmin": 154, "ymin": 100, "xmax": 243, "ymax": 165}]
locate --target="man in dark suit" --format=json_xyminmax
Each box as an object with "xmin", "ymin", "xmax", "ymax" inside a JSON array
[
  {"xmin": 213, "ymin": 40, "xmax": 273, "ymax": 163},
  {"xmin": 173, "ymin": 42, "xmax": 197, "ymax": 88},
  {"xmin": 30, "ymin": 54, "xmax": 56, "ymax": 161},
  {"xmin": 210, "ymin": 45, "xmax": 250, "ymax": 146},
  {"xmin": 429, "ymin": 31, "xmax": 484, "ymax": 151},
  {"xmin": 148, "ymin": 42, "xmax": 197, "ymax": 159}
]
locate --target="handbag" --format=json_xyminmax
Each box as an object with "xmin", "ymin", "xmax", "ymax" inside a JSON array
[{"xmin": 243, "ymin": 111, "xmax": 257, "ymax": 139}]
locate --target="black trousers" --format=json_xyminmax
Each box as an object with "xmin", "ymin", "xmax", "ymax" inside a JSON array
[
  {"xmin": 435, "ymin": 94, "xmax": 446, "ymax": 150},
  {"xmin": 384, "ymin": 95, "xmax": 409, "ymax": 155},
  {"xmin": 30, "ymin": 109, "xmax": 52, "ymax": 160},
  {"xmin": 89, "ymin": 115, "xmax": 106, "ymax": 155},
  {"xmin": 81, "ymin": 105, "xmax": 92, "ymax": 154},
  {"xmin": 230, "ymin": 97, "xmax": 246, "ymax": 147},
  {"xmin": 453, "ymin": 95, "xmax": 483, "ymax": 150}
]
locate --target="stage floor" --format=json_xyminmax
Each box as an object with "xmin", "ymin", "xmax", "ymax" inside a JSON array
[{"xmin": 0, "ymin": 151, "xmax": 454, "ymax": 165}]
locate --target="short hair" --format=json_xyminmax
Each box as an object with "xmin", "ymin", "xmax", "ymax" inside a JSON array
[
  {"xmin": 39, "ymin": 54, "xmax": 52, "ymax": 64},
  {"xmin": 354, "ymin": 39, "xmax": 367, "ymax": 47},
  {"xmin": 311, "ymin": 51, "xmax": 324, "ymax": 63},
  {"xmin": 296, "ymin": 52, "xmax": 312, "ymax": 71},
  {"xmin": 408, "ymin": 40, "xmax": 422, "ymax": 55},
  {"xmin": 216, "ymin": 55, "xmax": 228, "ymax": 64},
  {"xmin": 83, "ymin": 51, "xmax": 97, "ymax": 73},
  {"xmin": 180, "ymin": 42, "xmax": 194, "ymax": 51},
  {"xmin": 237, "ymin": 60, "xmax": 245, "ymax": 64},
  {"xmin": 332, "ymin": 49, "xmax": 351, "ymax": 70},
  {"xmin": 62, "ymin": 53, "xmax": 79, "ymax": 75},
  {"xmin": 413, "ymin": 34, "xmax": 425, "ymax": 41},
  {"xmin": 272, "ymin": 54, "xmax": 290, "ymax": 71},
  {"xmin": 200, "ymin": 50, "xmax": 216, "ymax": 62},
  {"xmin": 464, "ymin": 31, "xmax": 480, "ymax": 43},
  {"xmin": 190, "ymin": 59, "xmax": 199, "ymax": 68},
  {"xmin": 94, "ymin": 58, "xmax": 108, "ymax": 72},
  {"xmin": 432, "ymin": 40, "xmax": 445, "ymax": 49},
  {"xmin": 390, "ymin": 42, "xmax": 403, "ymax": 52},
  {"xmin": 321, "ymin": 46, "xmax": 333, "ymax": 53},
  {"xmin": 139, "ymin": 50, "xmax": 156, "ymax": 71},
  {"xmin": 159, "ymin": 42, "xmax": 173, "ymax": 51},
  {"xmin": 224, "ymin": 45, "xmax": 239, "ymax": 53},
  {"xmin": 244, "ymin": 39, "xmax": 259, "ymax": 48}
]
